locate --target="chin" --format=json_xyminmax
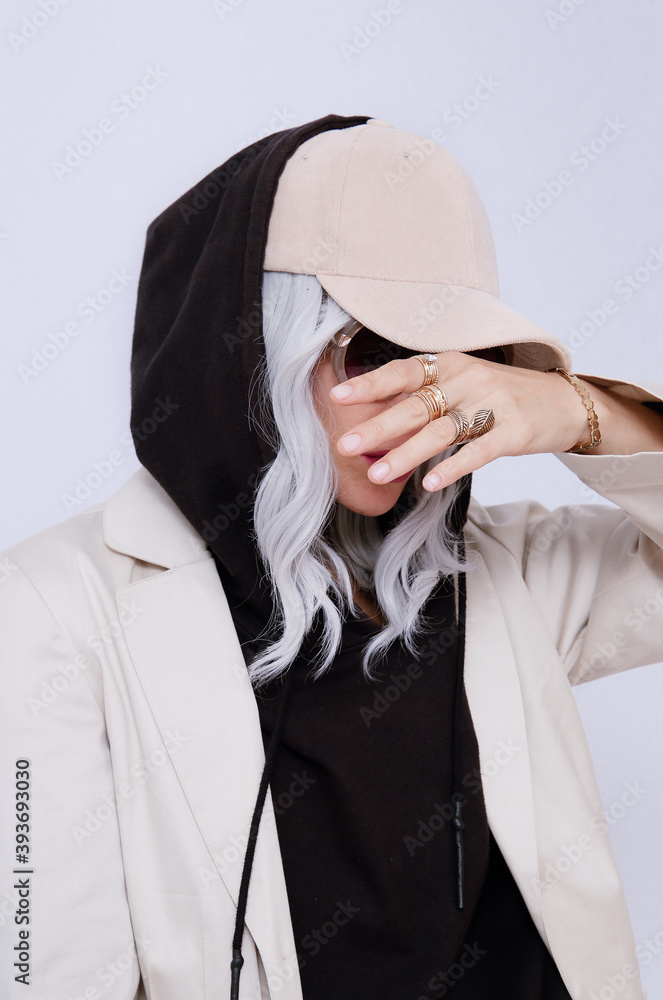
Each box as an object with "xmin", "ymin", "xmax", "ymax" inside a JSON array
[{"xmin": 337, "ymin": 480, "xmax": 410, "ymax": 517}]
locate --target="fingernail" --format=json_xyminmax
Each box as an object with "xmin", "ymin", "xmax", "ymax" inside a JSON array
[
  {"xmin": 331, "ymin": 384, "xmax": 353, "ymax": 398},
  {"xmin": 370, "ymin": 462, "xmax": 390, "ymax": 481},
  {"xmin": 339, "ymin": 433, "xmax": 362, "ymax": 452},
  {"xmin": 423, "ymin": 473, "xmax": 441, "ymax": 490}
]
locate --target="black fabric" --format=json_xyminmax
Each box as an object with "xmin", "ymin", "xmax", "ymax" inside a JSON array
[
  {"xmin": 227, "ymin": 581, "xmax": 573, "ymax": 1000},
  {"xmin": 130, "ymin": 114, "xmax": 372, "ymax": 629}
]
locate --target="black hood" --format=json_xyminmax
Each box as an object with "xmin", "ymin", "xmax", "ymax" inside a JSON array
[{"xmin": 131, "ymin": 115, "xmax": 365, "ymax": 606}]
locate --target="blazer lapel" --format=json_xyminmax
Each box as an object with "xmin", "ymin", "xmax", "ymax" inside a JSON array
[
  {"xmin": 105, "ymin": 471, "xmax": 301, "ymax": 991},
  {"xmin": 462, "ymin": 551, "xmax": 546, "ymax": 941}
]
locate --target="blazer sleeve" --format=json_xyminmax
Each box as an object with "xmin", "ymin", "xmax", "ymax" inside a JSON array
[
  {"xmin": 0, "ymin": 562, "xmax": 144, "ymax": 999},
  {"xmin": 520, "ymin": 372, "xmax": 663, "ymax": 687}
]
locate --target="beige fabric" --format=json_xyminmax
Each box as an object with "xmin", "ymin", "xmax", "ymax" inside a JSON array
[
  {"xmin": 1, "ymin": 373, "xmax": 661, "ymax": 999},
  {"xmin": 264, "ymin": 119, "xmax": 572, "ymax": 371}
]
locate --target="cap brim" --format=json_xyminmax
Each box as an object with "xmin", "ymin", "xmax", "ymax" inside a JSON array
[{"xmin": 316, "ymin": 274, "xmax": 571, "ymax": 371}]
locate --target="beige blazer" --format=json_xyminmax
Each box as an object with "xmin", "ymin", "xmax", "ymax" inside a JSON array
[{"xmin": 1, "ymin": 372, "xmax": 662, "ymax": 1000}]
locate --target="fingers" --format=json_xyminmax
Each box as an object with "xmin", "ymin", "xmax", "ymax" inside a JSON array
[
  {"xmin": 330, "ymin": 353, "xmax": 457, "ymax": 403},
  {"xmin": 337, "ymin": 392, "xmax": 434, "ymax": 462},
  {"xmin": 421, "ymin": 426, "xmax": 507, "ymax": 490},
  {"xmin": 360, "ymin": 408, "xmax": 469, "ymax": 481},
  {"xmin": 366, "ymin": 411, "xmax": 503, "ymax": 485},
  {"xmin": 335, "ymin": 355, "xmax": 465, "ymax": 457},
  {"xmin": 330, "ymin": 350, "xmax": 507, "ymax": 487}
]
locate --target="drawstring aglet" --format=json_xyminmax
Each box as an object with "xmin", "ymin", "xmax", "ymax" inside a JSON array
[{"xmin": 230, "ymin": 947, "xmax": 244, "ymax": 1000}]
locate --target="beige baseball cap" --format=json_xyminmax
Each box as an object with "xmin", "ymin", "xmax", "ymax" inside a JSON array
[{"xmin": 263, "ymin": 118, "xmax": 571, "ymax": 371}]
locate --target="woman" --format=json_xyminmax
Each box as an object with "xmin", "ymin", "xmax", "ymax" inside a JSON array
[{"xmin": 1, "ymin": 114, "xmax": 661, "ymax": 1000}]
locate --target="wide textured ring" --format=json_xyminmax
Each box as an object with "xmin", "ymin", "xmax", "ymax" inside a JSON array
[
  {"xmin": 447, "ymin": 408, "xmax": 470, "ymax": 445},
  {"xmin": 466, "ymin": 408, "xmax": 495, "ymax": 440},
  {"xmin": 414, "ymin": 353, "xmax": 440, "ymax": 388},
  {"xmin": 410, "ymin": 384, "xmax": 449, "ymax": 422}
]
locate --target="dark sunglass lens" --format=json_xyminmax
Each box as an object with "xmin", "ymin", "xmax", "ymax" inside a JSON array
[
  {"xmin": 345, "ymin": 329, "xmax": 419, "ymax": 380},
  {"xmin": 466, "ymin": 346, "xmax": 506, "ymax": 364}
]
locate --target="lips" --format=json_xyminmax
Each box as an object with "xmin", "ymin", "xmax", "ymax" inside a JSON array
[{"xmin": 362, "ymin": 451, "xmax": 389, "ymax": 458}]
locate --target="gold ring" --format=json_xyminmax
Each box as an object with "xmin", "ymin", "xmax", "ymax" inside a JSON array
[
  {"xmin": 410, "ymin": 384, "xmax": 449, "ymax": 422},
  {"xmin": 466, "ymin": 408, "xmax": 495, "ymax": 440},
  {"xmin": 414, "ymin": 353, "xmax": 440, "ymax": 387},
  {"xmin": 447, "ymin": 409, "xmax": 470, "ymax": 445}
]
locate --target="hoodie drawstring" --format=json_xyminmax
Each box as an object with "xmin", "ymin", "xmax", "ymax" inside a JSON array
[
  {"xmin": 230, "ymin": 663, "xmax": 296, "ymax": 1000},
  {"xmin": 452, "ymin": 532, "xmax": 468, "ymax": 910}
]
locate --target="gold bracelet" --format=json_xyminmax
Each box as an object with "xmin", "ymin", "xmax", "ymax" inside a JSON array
[{"xmin": 545, "ymin": 367, "xmax": 602, "ymax": 453}]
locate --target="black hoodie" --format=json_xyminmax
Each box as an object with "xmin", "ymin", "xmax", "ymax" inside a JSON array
[{"xmin": 129, "ymin": 114, "xmax": 572, "ymax": 1000}]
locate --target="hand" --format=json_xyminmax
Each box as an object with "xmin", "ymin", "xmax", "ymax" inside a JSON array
[{"xmin": 330, "ymin": 351, "xmax": 592, "ymax": 490}]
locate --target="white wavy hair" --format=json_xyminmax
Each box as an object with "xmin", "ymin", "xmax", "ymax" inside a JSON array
[{"xmin": 246, "ymin": 270, "xmax": 472, "ymax": 687}]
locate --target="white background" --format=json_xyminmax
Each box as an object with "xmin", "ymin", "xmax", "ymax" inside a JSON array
[{"xmin": 2, "ymin": 0, "xmax": 662, "ymax": 992}]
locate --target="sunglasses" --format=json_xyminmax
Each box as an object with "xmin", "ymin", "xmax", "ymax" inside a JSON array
[{"xmin": 330, "ymin": 319, "xmax": 506, "ymax": 384}]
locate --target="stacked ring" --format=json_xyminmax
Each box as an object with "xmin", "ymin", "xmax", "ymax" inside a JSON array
[
  {"xmin": 447, "ymin": 409, "xmax": 470, "ymax": 445},
  {"xmin": 411, "ymin": 384, "xmax": 449, "ymax": 421},
  {"xmin": 414, "ymin": 353, "xmax": 440, "ymax": 387}
]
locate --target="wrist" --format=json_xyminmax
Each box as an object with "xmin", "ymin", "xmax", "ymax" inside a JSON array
[
  {"xmin": 546, "ymin": 368, "xmax": 602, "ymax": 453},
  {"xmin": 577, "ymin": 379, "xmax": 663, "ymax": 455}
]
